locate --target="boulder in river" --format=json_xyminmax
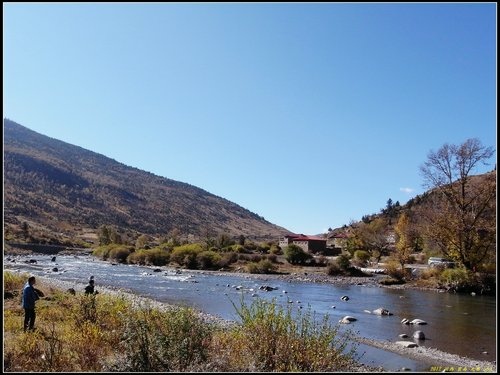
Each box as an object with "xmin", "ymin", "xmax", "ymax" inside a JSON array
[
  {"xmin": 373, "ymin": 307, "xmax": 393, "ymax": 316},
  {"xmin": 339, "ymin": 316, "xmax": 357, "ymax": 324},
  {"xmin": 410, "ymin": 319, "xmax": 427, "ymax": 325}
]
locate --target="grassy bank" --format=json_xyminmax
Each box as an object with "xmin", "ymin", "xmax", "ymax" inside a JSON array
[{"xmin": 4, "ymin": 271, "xmax": 362, "ymax": 372}]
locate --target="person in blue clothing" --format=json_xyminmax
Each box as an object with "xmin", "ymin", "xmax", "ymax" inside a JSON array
[{"xmin": 22, "ymin": 276, "xmax": 40, "ymax": 332}]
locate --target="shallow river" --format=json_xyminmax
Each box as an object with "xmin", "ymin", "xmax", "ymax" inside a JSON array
[{"xmin": 4, "ymin": 254, "xmax": 496, "ymax": 372}]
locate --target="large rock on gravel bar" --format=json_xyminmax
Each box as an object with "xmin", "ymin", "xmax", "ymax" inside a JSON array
[{"xmin": 396, "ymin": 341, "xmax": 419, "ymax": 348}]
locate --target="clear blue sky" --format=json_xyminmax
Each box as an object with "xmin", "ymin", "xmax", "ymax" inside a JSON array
[{"xmin": 3, "ymin": 3, "xmax": 497, "ymax": 235}]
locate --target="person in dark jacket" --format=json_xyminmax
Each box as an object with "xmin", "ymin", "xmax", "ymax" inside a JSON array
[
  {"xmin": 84, "ymin": 277, "xmax": 98, "ymax": 295},
  {"xmin": 22, "ymin": 276, "xmax": 40, "ymax": 332}
]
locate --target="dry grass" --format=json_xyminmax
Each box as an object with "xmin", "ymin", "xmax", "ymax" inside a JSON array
[{"xmin": 4, "ymin": 270, "xmax": 358, "ymax": 372}]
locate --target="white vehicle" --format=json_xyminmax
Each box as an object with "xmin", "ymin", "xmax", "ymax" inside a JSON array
[{"xmin": 427, "ymin": 257, "xmax": 455, "ymax": 268}]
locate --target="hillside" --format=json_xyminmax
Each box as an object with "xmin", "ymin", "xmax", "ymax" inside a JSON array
[
  {"xmin": 3, "ymin": 119, "xmax": 290, "ymax": 245},
  {"xmin": 327, "ymin": 169, "xmax": 496, "ymax": 249}
]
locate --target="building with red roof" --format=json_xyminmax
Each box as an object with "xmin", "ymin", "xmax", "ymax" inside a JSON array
[{"xmin": 278, "ymin": 233, "xmax": 327, "ymax": 254}]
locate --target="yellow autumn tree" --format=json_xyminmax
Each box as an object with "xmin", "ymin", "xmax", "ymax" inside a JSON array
[{"xmin": 394, "ymin": 212, "xmax": 413, "ymax": 271}]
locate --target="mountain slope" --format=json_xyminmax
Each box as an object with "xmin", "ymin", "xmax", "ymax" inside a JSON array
[{"xmin": 3, "ymin": 119, "xmax": 290, "ymax": 244}]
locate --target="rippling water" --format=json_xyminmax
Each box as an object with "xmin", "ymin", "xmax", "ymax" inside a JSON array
[{"xmin": 4, "ymin": 254, "xmax": 496, "ymax": 372}]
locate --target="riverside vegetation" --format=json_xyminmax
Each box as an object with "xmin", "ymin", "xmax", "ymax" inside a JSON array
[{"xmin": 3, "ymin": 271, "xmax": 363, "ymax": 372}]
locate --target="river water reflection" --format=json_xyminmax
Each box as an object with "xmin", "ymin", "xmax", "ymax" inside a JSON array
[{"xmin": 4, "ymin": 254, "xmax": 496, "ymax": 372}]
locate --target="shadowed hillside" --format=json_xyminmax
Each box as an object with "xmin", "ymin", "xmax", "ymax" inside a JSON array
[{"xmin": 3, "ymin": 119, "xmax": 290, "ymax": 245}]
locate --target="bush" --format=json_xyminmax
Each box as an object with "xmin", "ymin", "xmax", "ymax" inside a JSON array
[
  {"xmin": 336, "ymin": 254, "xmax": 351, "ymax": 271},
  {"xmin": 246, "ymin": 260, "xmax": 277, "ymax": 274},
  {"xmin": 92, "ymin": 246, "xmax": 111, "ymax": 260},
  {"xmin": 384, "ymin": 260, "xmax": 405, "ymax": 281},
  {"xmin": 197, "ymin": 251, "xmax": 222, "ymax": 270},
  {"xmin": 170, "ymin": 244, "xmax": 203, "ymax": 269},
  {"xmin": 269, "ymin": 245, "xmax": 282, "ymax": 255},
  {"xmin": 244, "ymin": 242, "xmax": 258, "ymax": 251},
  {"xmin": 284, "ymin": 245, "xmax": 312, "ymax": 265},
  {"xmin": 145, "ymin": 248, "xmax": 170, "ymax": 266},
  {"xmin": 128, "ymin": 248, "xmax": 170, "ymax": 266},
  {"xmin": 250, "ymin": 254, "xmax": 263, "ymax": 262},
  {"xmin": 246, "ymin": 262, "xmax": 260, "ymax": 274},
  {"xmin": 127, "ymin": 250, "xmax": 147, "ymax": 265},
  {"xmin": 353, "ymin": 251, "xmax": 370, "ymax": 267},
  {"xmin": 217, "ymin": 252, "xmax": 238, "ymax": 268},
  {"xmin": 266, "ymin": 254, "xmax": 278, "ymax": 263},
  {"xmin": 117, "ymin": 305, "xmax": 212, "ymax": 371},
  {"xmin": 256, "ymin": 244, "xmax": 270, "ymax": 254},
  {"xmin": 439, "ymin": 268, "xmax": 471, "ymax": 292},
  {"xmin": 231, "ymin": 245, "xmax": 247, "ymax": 254},
  {"xmin": 326, "ymin": 261, "xmax": 342, "ymax": 276},
  {"xmin": 227, "ymin": 298, "xmax": 357, "ymax": 371},
  {"xmin": 108, "ymin": 245, "xmax": 134, "ymax": 263}
]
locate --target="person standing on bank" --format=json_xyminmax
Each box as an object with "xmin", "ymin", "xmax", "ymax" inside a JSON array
[
  {"xmin": 22, "ymin": 276, "xmax": 40, "ymax": 332},
  {"xmin": 84, "ymin": 276, "xmax": 98, "ymax": 295}
]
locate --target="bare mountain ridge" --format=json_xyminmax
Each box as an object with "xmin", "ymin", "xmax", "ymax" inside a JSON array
[{"xmin": 3, "ymin": 119, "xmax": 290, "ymax": 244}]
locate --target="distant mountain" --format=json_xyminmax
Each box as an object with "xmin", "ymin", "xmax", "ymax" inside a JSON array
[{"xmin": 3, "ymin": 119, "xmax": 290, "ymax": 245}]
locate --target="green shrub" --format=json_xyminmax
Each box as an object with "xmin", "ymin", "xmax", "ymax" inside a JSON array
[
  {"xmin": 258, "ymin": 259, "xmax": 277, "ymax": 274},
  {"xmin": 127, "ymin": 250, "xmax": 148, "ymax": 265},
  {"xmin": 256, "ymin": 244, "xmax": 270, "ymax": 254},
  {"xmin": 229, "ymin": 298, "xmax": 357, "ymax": 371},
  {"xmin": 108, "ymin": 245, "xmax": 134, "ymax": 263},
  {"xmin": 353, "ymin": 250, "xmax": 370, "ymax": 266},
  {"xmin": 144, "ymin": 248, "xmax": 170, "ymax": 266},
  {"xmin": 170, "ymin": 244, "xmax": 203, "ymax": 268},
  {"xmin": 439, "ymin": 268, "xmax": 471, "ymax": 291},
  {"xmin": 284, "ymin": 245, "xmax": 312, "ymax": 265},
  {"xmin": 92, "ymin": 246, "xmax": 111, "ymax": 260},
  {"xmin": 246, "ymin": 262, "xmax": 260, "ymax": 274},
  {"xmin": 117, "ymin": 305, "xmax": 212, "ymax": 371},
  {"xmin": 269, "ymin": 245, "xmax": 282, "ymax": 255},
  {"xmin": 246, "ymin": 259, "xmax": 277, "ymax": 274},
  {"xmin": 231, "ymin": 245, "xmax": 247, "ymax": 253},
  {"xmin": 335, "ymin": 254, "xmax": 351, "ymax": 271},
  {"xmin": 197, "ymin": 251, "xmax": 222, "ymax": 270}
]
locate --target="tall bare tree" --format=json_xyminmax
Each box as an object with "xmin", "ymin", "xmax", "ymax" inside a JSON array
[{"xmin": 419, "ymin": 138, "xmax": 496, "ymax": 271}]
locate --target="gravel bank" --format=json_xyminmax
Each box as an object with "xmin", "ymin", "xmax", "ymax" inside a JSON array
[{"xmin": 355, "ymin": 336, "xmax": 496, "ymax": 372}]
